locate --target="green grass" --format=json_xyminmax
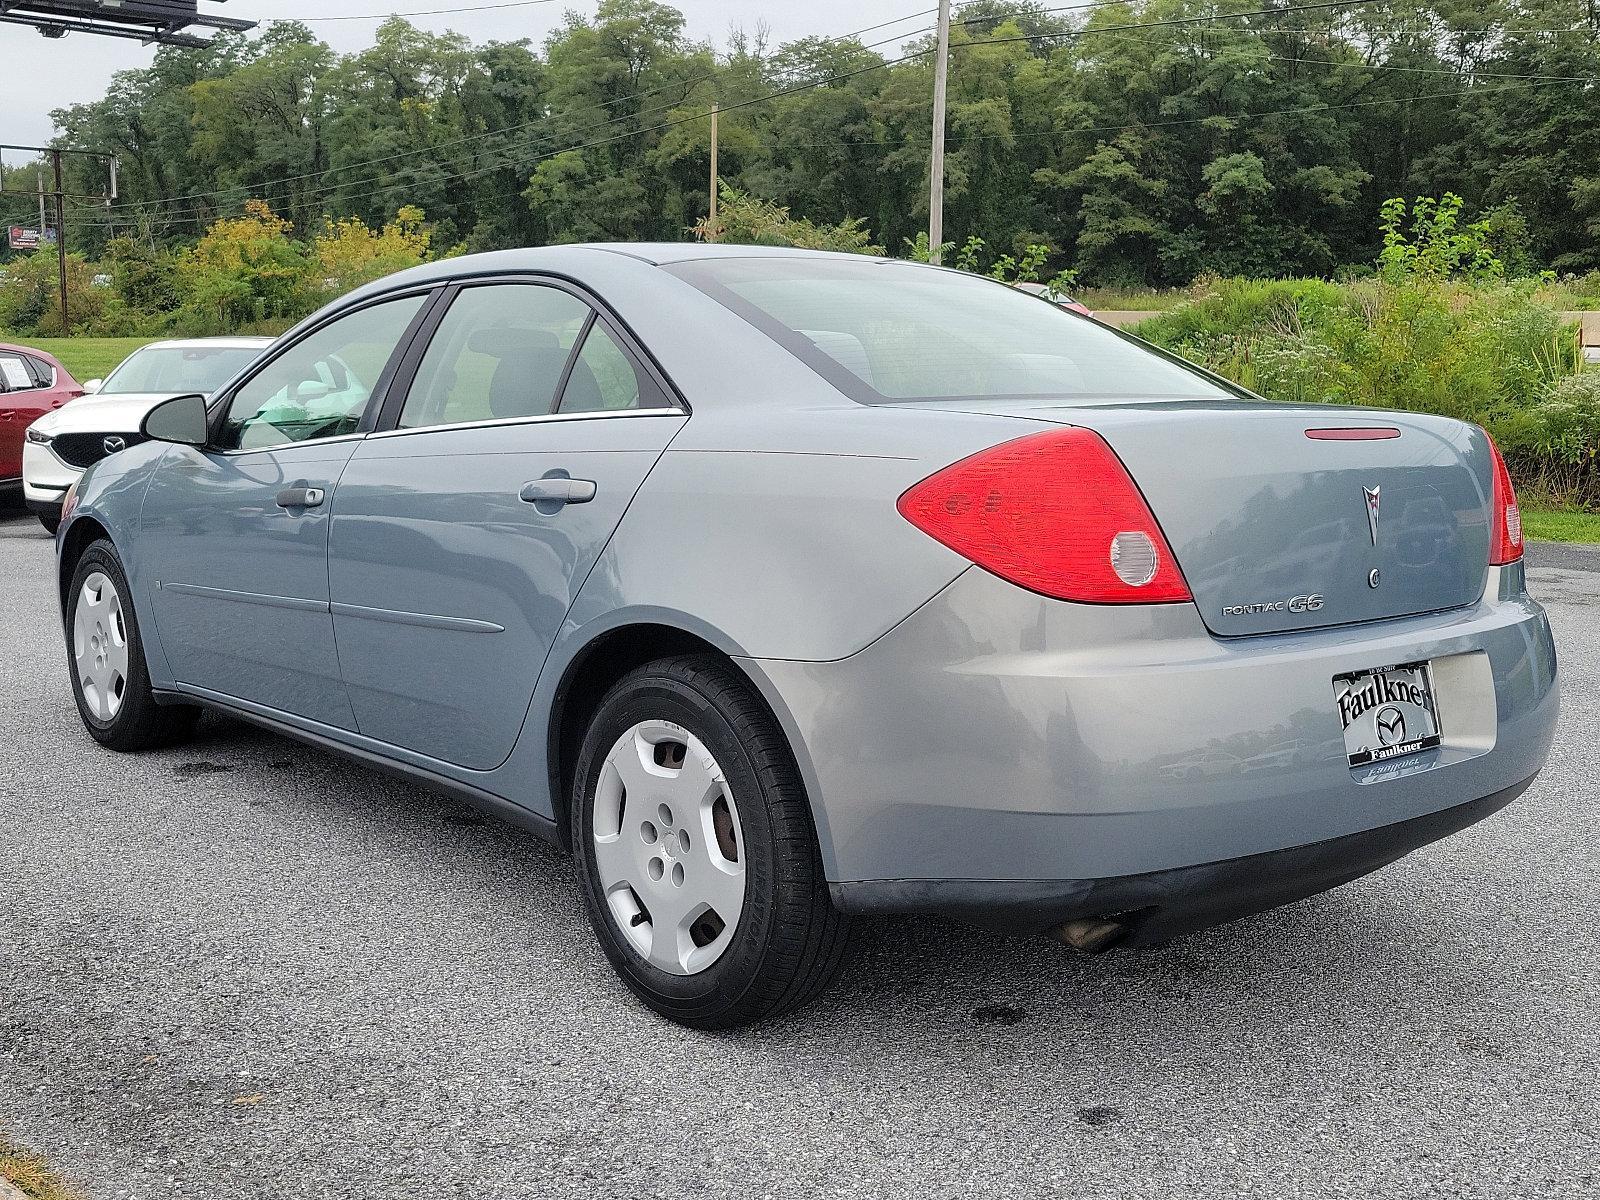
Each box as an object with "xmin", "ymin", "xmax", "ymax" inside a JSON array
[
  {"xmin": 1074, "ymin": 286, "xmax": 1190, "ymax": 312},
  {"xmin": 25, "ymin": 337, "xmax": 158, "ymax": 385},
  {"xmin": 1522, "ymin": 506, "xmax": 1600, "ymax": 543},
  {"xmin": 1, "ymin": 1134, "xmax": 80, "ymax": 1200}
]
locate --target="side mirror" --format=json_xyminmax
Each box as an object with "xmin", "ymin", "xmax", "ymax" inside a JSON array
[
  {"xmin": 82, "ymin": 378, "xmax": 103, "ymax": 394},
  {"xmin": 141, "ymin": 393, "xmax": 210, "ymax": 447}
]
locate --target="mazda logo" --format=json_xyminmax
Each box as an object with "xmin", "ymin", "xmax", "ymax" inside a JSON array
[
  {"xmin": 1375, "ymin": 706, "xmax": 1407, "ymax": 746},
  {"xmin": 102, "ymin": 436, "xmax": 127, "ymax": 455}
]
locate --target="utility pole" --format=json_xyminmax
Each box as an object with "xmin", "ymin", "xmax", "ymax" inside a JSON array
[
  {"xmin": 50, "ymin": 148, "xmax": 67, "ymax": 334},
  {"xmin": 0, "ymin": 140, "xmax": 116, "ymax": 336},
  {"xmin": 708, "ymin": 101, "xmax": 720, "ymax": 241},
  {"xmin": 928, "ymin": 0, "xmax": 952, "ymax": 265}
]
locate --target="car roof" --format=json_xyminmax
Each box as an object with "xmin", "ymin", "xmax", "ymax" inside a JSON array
[
  {"xmin": 0, "ymin": 341, "xmax": 60, "ymax": 357},
  {"xmin": 336, "ymin": 243, "xmax": 961, "ymax": 314},
  {"xmin": 129, "ymin": 337, "xmax": 275, "ymax": 351}
]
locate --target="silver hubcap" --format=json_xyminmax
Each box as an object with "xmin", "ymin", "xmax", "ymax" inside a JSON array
[
  {"xmin": 73, "ymin": 571, "xmax": 129, "ymax": 722},
  {"xmin": 592, "ymin": 720, "xmax": 746, "ymax": 976}
]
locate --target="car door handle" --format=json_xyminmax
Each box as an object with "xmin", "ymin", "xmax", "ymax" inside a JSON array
[
  {"xmin": 275, "ymin": 486, "xmax": 326, "ymax": 509},
  {"xmin": 519, "ymin": 478, "xmax": 597, "ymax": 506}
]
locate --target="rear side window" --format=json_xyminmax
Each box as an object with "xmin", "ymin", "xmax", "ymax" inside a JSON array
[
  {"xmin": 398, "ymin": 284, "xmax": 590, "ymax": 429},
  {"xmin": 558, "ymin": 322, "xmax": 670, "ymax": 414},
  {"xmin": 668, "ymin": 257, "xmax": 1237, "ymax": 405}
]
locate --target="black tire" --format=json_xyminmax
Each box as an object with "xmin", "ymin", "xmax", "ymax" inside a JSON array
[
  {"xmin": 571, "ymin": 654, "xmax": 850, "ymax": 1029},
  {"xmin": 65, "ymin": 539, "xmax": 200, "ymax": 752},
  {"xmin": 38, "ymin": 513, "xmax": 60, "ymax": 535}
]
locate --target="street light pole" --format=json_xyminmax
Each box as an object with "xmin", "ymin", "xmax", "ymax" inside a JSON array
[{"xmin": 928, "ymin": 0, "xmax": 952, "ymax": 265}]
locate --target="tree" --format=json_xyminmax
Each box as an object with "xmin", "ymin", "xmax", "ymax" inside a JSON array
[
  {"xmin": 314, "ymin": 205, "xmax": 449, "ymax": 294},
  {"xmin": 175, "ymin": 200, "xmax": 315, "ymax": 333}
]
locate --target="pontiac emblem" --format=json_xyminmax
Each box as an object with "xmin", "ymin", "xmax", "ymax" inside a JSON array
[
  {"xmin": 1363, "ymin": 485, "xmax": 1381, "ymax": 547},
  {"xmin": 102, "ymin": 435, "xmax": 127, "ymax": 455}
]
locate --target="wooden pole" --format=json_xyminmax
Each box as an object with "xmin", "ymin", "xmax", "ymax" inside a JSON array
[
  {"xmin": 928, "ymin": 0, "xmax": 951, "ymax": 265},
  {"xmin": 51, "ymin": 147, "xmax": 68, "ymax": 334},
  {"xmin": 708, "ymin": 101, "xmax": 720, "ymax": 241}
]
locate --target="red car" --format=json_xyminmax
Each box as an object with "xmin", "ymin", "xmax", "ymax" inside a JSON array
[
  {"xmin": 1, "ymin": 342, "xmax": 82, "ymax": 501},
  {"xmin": 1012, "ymin": 281, "xmax": 1094, "ymax": 317}
]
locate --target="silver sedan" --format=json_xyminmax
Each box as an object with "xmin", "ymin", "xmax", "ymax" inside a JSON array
[{"xmin": 54, "ymin": 245, "xmax": 1558, "ymax": 1027}]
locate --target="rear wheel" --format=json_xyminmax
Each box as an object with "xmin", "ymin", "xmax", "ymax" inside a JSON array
[
  {"xmin": 571, "ymin": 654, "xmax": 849, "ymax": 1028},
  {"xmin": 66, "ymin": 540, "xmax": 200, "ymax": 751}
]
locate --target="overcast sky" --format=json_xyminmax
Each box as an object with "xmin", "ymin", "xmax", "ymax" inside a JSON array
[{"xmin": 0, "ymin": 0, "xmax": 934, "ymax": 150}]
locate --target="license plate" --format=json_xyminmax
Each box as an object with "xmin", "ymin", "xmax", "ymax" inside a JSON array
[{"xmin": 1332, "ymin": 661, "xmax": 1441, "ymax": 767}]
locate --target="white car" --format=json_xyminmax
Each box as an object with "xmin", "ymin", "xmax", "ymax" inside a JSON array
[{"xmin": 23, "ymin": 337, "xmax": 272, "ymax": 531}]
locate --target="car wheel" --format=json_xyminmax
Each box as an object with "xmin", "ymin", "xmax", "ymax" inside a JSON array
[
  {"xmin": 38, "ymin": 513, "xmax": 60, "ymax": 535},
  {"xmin": 66, "ymin": 540, "xmax": 200, "ymax": 752},
  {"xmin": 571, "ymin": 654, "xmax": 850, "ymax": 1029}
]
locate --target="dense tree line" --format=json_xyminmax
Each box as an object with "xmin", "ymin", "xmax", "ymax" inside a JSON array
[{"xmin": 4, "ymin": 0, "xmax": 1599, "ymax": 285}]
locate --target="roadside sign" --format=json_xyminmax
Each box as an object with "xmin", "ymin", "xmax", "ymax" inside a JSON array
[{"xmin": 7, "ymin": 226, "xmax": 56, "ymax": 250}]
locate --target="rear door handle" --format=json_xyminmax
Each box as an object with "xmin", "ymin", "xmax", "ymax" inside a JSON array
[
  {"xmin": 276, "ymin": 486, "xmax": 326, "ymax": 509},
  {"xmin": 519, "ymin": 478, "xmax": 597, "ymax": 506}
]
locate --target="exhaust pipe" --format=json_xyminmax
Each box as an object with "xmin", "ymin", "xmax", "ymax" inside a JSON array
[{"xmin": 1052, "ymin": 916, "xmax": 1130, "ymax": 954}]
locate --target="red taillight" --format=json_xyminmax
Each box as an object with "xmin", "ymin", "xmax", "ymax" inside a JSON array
[
  {"xmin": 897, "ymin": 427, "xmax": 1192, "ymax": 603},
  {"xmin": 1485, "ymin": 432, "xmax": 1523, "ymax": 565}
]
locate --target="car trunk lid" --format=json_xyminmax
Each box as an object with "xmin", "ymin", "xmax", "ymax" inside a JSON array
[{"xmin": 901, "ymin": 399, "xmax": 1494, "ymax": 636}]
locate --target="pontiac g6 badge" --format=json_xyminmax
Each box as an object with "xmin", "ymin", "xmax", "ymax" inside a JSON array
[
  {"xmin": 1363, "ymin": 485, "xmax": 1381, "ymax": 547},
  {"xmin": 1222, "ymin": 594, "xmax": 1323, "ymax": 617}
]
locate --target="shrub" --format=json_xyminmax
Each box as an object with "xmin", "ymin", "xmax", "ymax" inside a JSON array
[
  {"xmin": 1134, "ymin": 275, "xmax": 1593, "ymax": 501},
  {"xmin": 693, "ymin": 182, "xmax": 883, "ymax": 254},
  {"xmin": 1495, "ymin": 371, "xmax": 1600, "ymax": 506},
  {"xmin": 173, "ymin": 200, "xmax": 318, "ymax": 335}
]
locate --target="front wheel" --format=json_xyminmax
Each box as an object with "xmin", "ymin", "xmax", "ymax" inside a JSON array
[
  {"xmin": 66, "ymin": 540, "xmax": 200, "ymax": 751},
  {"xmin": 37, "ymin": 513, "xmax": 60, "ymax": 535},
  {"xmin": 571, "ymin": 654, "xmax": 849, "ymax": 1029}
]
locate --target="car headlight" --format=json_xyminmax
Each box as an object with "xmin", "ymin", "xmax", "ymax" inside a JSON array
[{"xmin": 25, "ymin": 426, "xmax": 52, "ymax": 445}]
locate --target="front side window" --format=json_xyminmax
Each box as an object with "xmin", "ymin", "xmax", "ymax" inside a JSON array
[
  {"xmin": 398, "ymin": 284, "xmax": 591, "ymax": 430},
  {"xmin": 0, "ymin": 355, "xmax": 37, "ymax": 393},
  {"xmin": 216, "ymin": 295, "xmax": 425, "ymax": 451},
  {"xmin": 668, "ymin": 257, "xmax": 1239, "ymax": 405}
]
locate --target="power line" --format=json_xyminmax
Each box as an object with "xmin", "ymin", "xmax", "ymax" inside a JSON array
[
  {"xmin": 98, "ymin": 5, "xmax": 944, "ymax": 217},
  {"xmin": 284, "ymin": 0, "xmax": 560, "ymax": 22},
  {"xmin": 80, "ymin": 0, "xmax": 1599, "ymax": 232},
  {"xmin": 761, "ymin": 75, "xmax": 1591, "ymax": 152}
]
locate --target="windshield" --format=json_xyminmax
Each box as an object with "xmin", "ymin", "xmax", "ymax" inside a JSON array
[
  {"xmin": 101, "ymin": 344, "xmax": 264, "ymax": 395},
  {"xmin": 668, "ymin": 257, "xmax": 1236, "ymax": 404}
]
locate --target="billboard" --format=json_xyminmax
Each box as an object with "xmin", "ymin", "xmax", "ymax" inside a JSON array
[
  {"xmin": 7, "ymin": 227, "xmax": 57, "ymax": 251},
  {"xmin": 0, "ymin": 0, "xmax": 253, "ymax": 48}
]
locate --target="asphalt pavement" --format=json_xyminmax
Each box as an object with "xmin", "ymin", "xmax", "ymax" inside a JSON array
[{"xmin": 2, "ymin": 510, "xmax": 1596, "ymax": 1199}]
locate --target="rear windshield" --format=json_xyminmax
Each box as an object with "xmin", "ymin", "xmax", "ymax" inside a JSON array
[
  {"xmin": 667, "ymin": 257, "xmax": 1236, "ymax": 404},
  {"xmin": 102, "ymin": 345, "xmax": 264, "ymax": 395}
]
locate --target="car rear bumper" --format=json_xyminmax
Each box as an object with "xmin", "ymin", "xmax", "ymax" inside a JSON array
[
  {"xmin": 747, "ymin": 561, "xmax": 1558, "ymax": 912},
  {"xmin": 828, "ymin": 773, "xmax": 1534, "ymax": 943}
]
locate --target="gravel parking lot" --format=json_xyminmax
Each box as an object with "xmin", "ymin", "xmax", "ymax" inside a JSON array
[{"xmin": 2, "ymin": 509, "xmax": 1596, "ymax": 1199}]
